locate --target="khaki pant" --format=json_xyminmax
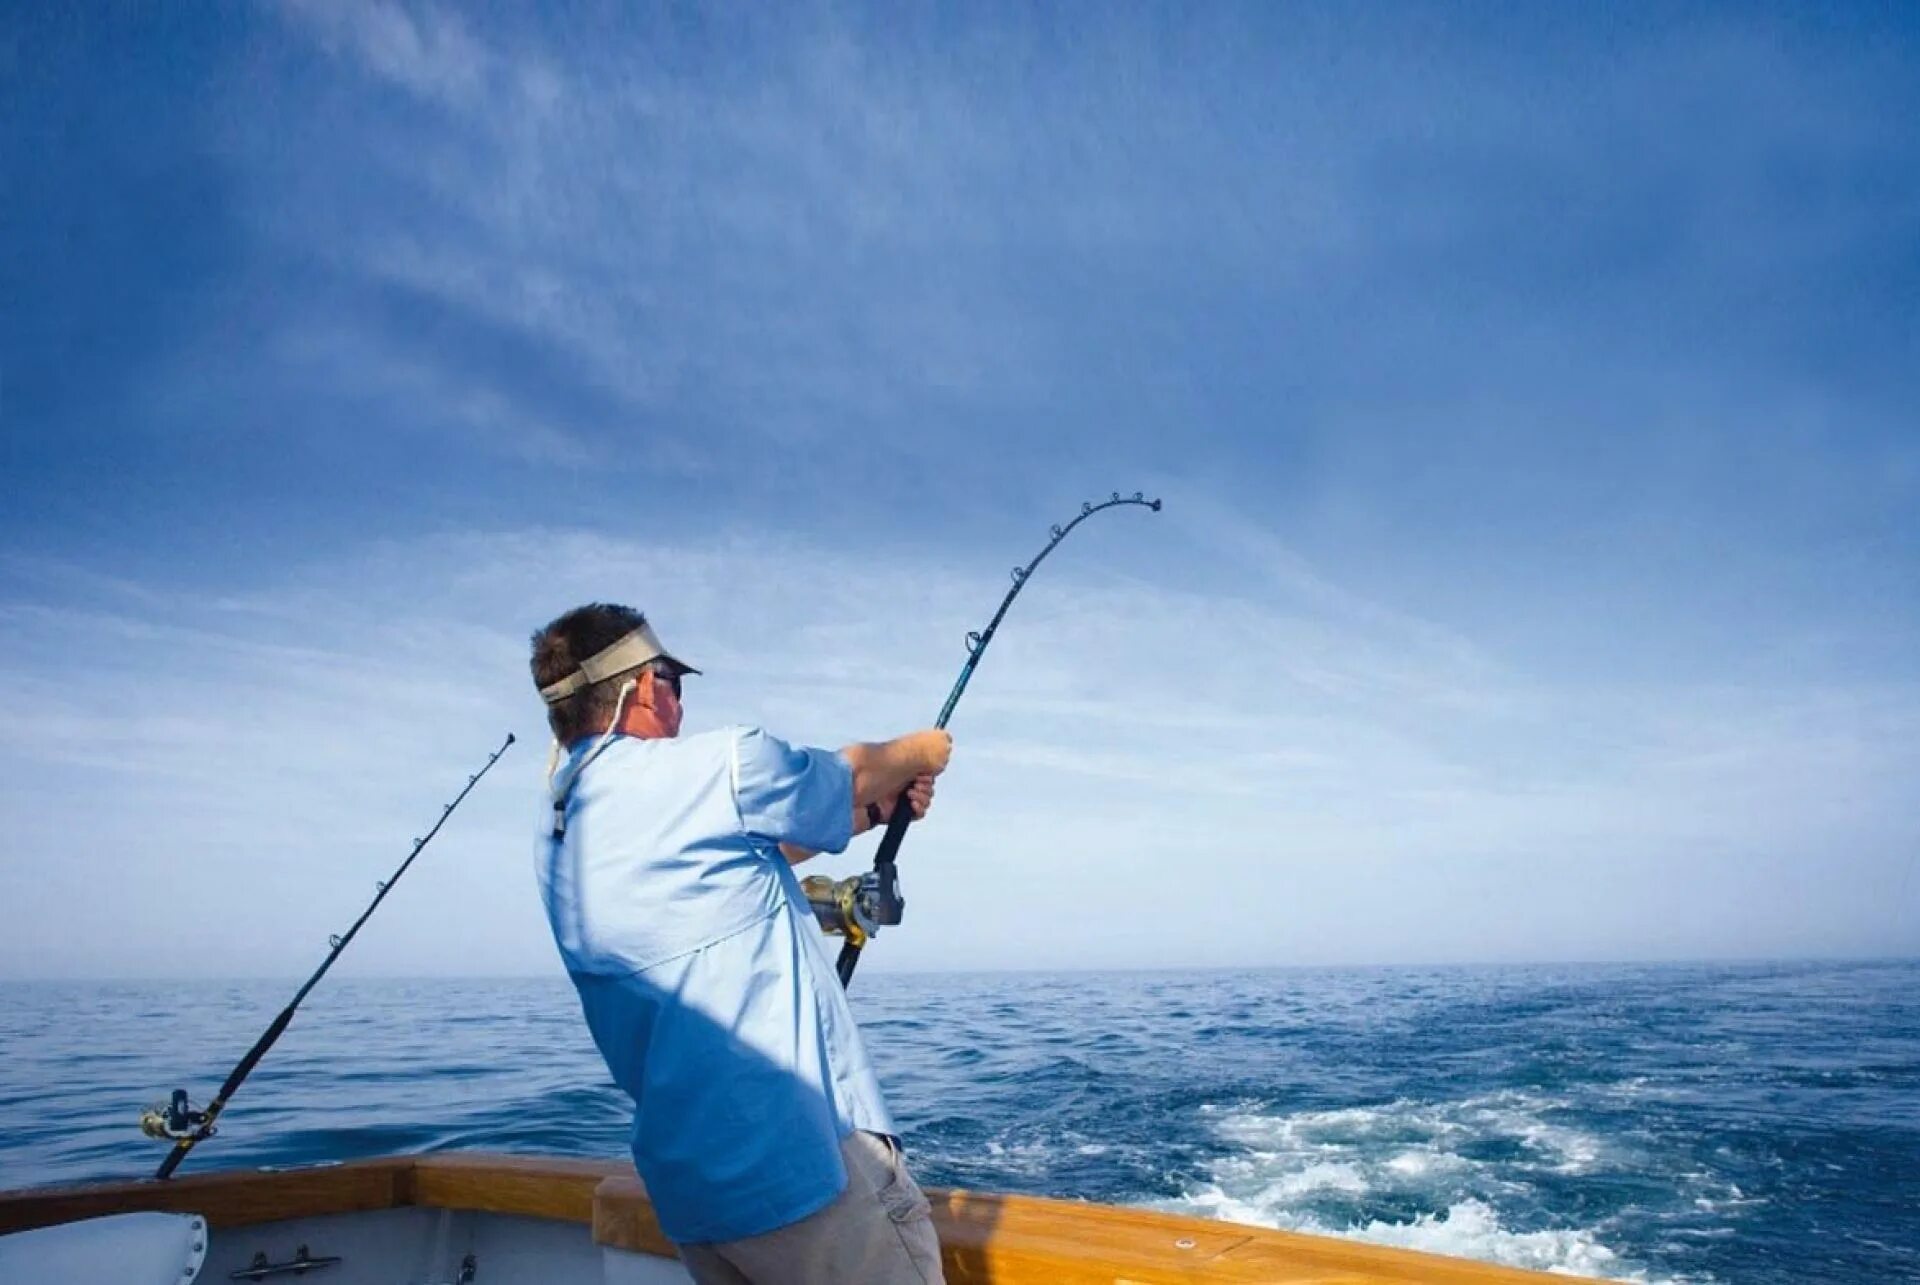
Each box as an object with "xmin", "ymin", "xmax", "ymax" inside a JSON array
[{"xmin": 676, "ymin": 1131, "xmax": 945, "ymax": 1285}]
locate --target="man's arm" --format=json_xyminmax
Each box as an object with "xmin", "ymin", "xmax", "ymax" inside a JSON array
[
  {"xmin": 779, "ymin": 822, "xmax": 875, "ymax": 867},
  {"xmin": 781, "ymin": 773, "xmax": 937, "ymax": 864},
  {"xmin": 779, "ymin": 809, "xmax": 882, "ymax": 867},
  {"xmin": 780, "ymin": 730, "xmax": 950, "ymax": 866},
  {"xmin": 843, "ymin": 729, "xmax": 952, "ymax": 807}
]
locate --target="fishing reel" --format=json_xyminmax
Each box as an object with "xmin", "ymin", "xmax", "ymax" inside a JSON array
[
  {"xmin": 140, "ymin": 1089, "xmax": 212, "ymax": 1143},
  {"xmin": 801, "ymin": 869, "xmax": 903, "ymax": 948}
]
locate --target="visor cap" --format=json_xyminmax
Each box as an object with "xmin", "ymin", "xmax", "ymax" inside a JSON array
[{"xmin": 538, "ymin": 619, "xmax": 699, "ymax": 706}]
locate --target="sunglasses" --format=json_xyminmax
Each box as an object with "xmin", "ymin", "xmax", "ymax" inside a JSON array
[{"xmin": 648, "ymin": 666, "xmax": 683, "ymax": 699}]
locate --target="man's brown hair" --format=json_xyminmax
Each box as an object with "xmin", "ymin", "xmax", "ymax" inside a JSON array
[{"xmin": 530, "ymin": 602, "xmax": 650, "ymax": 744}]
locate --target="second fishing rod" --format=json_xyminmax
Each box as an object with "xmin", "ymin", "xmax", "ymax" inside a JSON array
[{"xmin": 139, "ymin": 734, "xmax": 516, "ymax": 1180}]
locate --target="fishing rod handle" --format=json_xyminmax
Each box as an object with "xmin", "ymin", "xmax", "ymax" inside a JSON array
[
  {"xmin": 154, "ymin": 1142, "xmax": 190, "ymax": 1182},
  {"xmin": 873, "ymin": 790, "xmax": 914, "ymax": 865},
  {"xmin": 869, "ymin": 725, "xmax": 946, "ymax": 866},
  {"xmin": 835, "ymin": 938, "xmax": 862, "ymax": 986}
]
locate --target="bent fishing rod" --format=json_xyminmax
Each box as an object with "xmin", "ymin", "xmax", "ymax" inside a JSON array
[
  {"xmin": 139, "ymin": 733, "xmax": 515, "ymax": 1180},
  {"xmin": 819, "ymin": 493, "xmax": 1161, "ymax": 988}
]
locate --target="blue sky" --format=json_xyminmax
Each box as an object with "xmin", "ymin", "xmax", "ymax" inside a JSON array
[{"xmin": 1, "ymin": 3, "xmax": 1916, "ymax": 978}]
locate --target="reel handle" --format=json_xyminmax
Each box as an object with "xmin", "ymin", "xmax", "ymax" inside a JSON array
[{"xmin": 140, "ymin": 1089, "xmax": 210, "ymax": 1142}]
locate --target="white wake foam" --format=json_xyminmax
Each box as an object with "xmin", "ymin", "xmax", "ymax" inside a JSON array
[
  {"xmin": 1150, "ymin": 1094, "xmax": 1690, "ymax": 1282},
  {"xmin": 1337, "ymin": 1199, "xmax": 1631, "ymax": 1278}
]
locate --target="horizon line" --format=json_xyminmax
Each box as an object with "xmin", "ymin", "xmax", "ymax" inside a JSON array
[{"xmin": 4, "ymin": 951, "xmax": 1914, "ymax": 985}]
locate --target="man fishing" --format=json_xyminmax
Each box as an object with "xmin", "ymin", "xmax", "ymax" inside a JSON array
[{"xmin": 530, "ymin": 602, "xmax": 952, "ymax": 1285}]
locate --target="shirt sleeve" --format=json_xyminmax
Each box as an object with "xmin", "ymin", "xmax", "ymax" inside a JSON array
[{"xmin": 730, "ymin": 727, "xmax": 855, "ymax": 855}]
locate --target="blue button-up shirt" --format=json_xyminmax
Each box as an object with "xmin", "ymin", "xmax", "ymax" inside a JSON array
[{"xmin": 536, "ymin": 726, "xmax": 894, "ymax": 1244}]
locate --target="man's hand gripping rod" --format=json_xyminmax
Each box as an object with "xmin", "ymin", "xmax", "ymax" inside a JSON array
[{"xmin": 828, "ymin": 493, "xmax": 1161, "ymax": 988}]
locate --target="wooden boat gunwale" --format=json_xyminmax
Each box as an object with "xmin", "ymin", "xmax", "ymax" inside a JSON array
[{"xmin": 0, "ymin": 1151, "xmax": 1588, "ymax": 1283}]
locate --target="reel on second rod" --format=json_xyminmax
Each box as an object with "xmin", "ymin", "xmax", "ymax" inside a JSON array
[{"xmin": 139, "ymin": 1089, "xmax": 212, "ymax": 1143}]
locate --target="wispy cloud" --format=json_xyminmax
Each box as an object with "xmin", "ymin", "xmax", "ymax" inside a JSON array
[
  {"xmin": 276, "ymin": 0, "xmax": 492, "ymax": 110},
  {"xmin": 3, "ymin": 506, "xmax": 1913, "ymax": 977}
]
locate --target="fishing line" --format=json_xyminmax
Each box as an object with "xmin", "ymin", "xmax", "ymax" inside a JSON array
[
  {"xmin": 831, "ymin": 493, "xmax": 1161, "ymax": 988},
  {"xmin": 139, "ymin": 733, "xmax": 516, "ymax": 1180}
]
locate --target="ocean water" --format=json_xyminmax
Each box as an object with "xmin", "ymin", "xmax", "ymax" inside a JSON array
[{"xmin": 1, "ymin": 961, "xmax": 1915, "ymax": 1283}]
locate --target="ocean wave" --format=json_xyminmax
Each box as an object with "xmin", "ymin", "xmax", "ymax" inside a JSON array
[
  {"xmin": 1199, "ymin": 1090, "xmax": 1610, "ymax": 1174},
  {"xmin": 1153, "ymin": 1094, "xmax": 1677, "ymax": 1280},
  {"xmin": 1158, "ymin": 1187, "xmax": 1675, "ymax": 1281},
  {"xmin": 1334, "ymin": 1199, "xmax": 1647, "ymax": 1280}
]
